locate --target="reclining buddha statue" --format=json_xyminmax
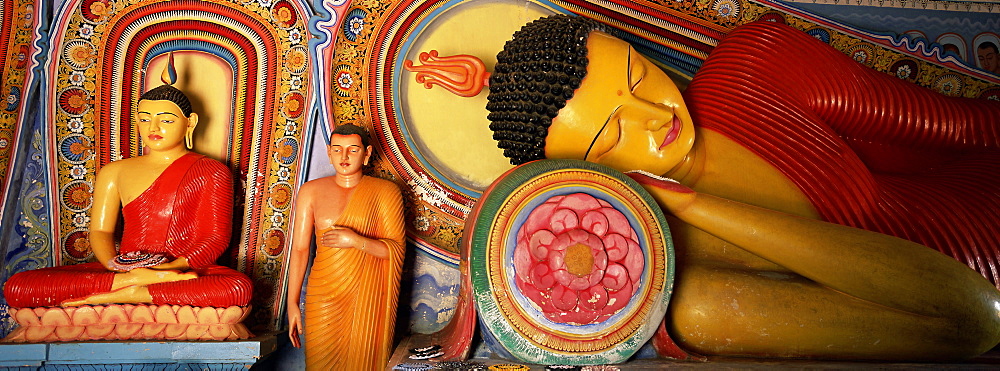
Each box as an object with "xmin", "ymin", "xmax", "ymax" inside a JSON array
[
  {"xmin": 479, "ymin": 15, "xmax": 1000, "ymax": 361},
  {"xmin": 3, "ymin": 83, "xmax": 253, "ymax": 342}
]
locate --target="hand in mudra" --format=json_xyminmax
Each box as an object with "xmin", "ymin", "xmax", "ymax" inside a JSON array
[
  {"xmin": 106, "ymin": 251, "xmax": 168, "ymax": 272},
  {"xmin": 320, "ymin": 226, "xmax": 365, "ymax": 249}
]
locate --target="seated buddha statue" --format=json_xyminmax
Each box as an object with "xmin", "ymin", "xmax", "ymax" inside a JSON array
[
  {"xmin": 484, "ymin": 15, "xmax": 1000, "ymax": 360},
  {"xmin": 4, "ymin": 84, "xmax": 252, "ymax": 310}
]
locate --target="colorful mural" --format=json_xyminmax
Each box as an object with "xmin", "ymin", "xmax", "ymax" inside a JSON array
[
  {"xmin": 0, "ymin": 0, "xmax": 997, "ymax": 363},
  {"xmin": 0, "ymin": 0, "xmax": 41, "ymax": 223},
  {"xmin": 0, "ymin": 0, "xmax": 46, "ymax": 338},
  {"xmin": 783, "ymin": 0, "xmax": 1000, "ymax": 75}
]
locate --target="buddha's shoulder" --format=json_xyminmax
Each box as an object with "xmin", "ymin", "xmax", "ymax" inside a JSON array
[
  {"xmin": 693, "ymin": 128, "xmax": 819, "ymax": 218},
  {"xmin": 97, "ymin": 156, "xmax": 141, "ymax": 176},
  {"xmin": 298, "ymin": 175, "xmax": 400, "ymax": 194},
  {"xmin": 299, "ymin": 176, "xmax": 336, "ymax": 194},
  {"xmin": 363, "ymin": 175, "xmax": 401, "ymax": 193},
  {"xmin": 188, "ymin": 154, "xmax": 229, "ymax": 173}
]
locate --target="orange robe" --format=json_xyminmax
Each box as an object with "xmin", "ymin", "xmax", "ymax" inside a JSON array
[{"xmin": 304, "ymin": 176, "xmax": 406, "ymax": 371}]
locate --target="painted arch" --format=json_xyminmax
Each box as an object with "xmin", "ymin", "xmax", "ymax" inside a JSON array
[{"xmin": 40, "ymin": 0, "xmax": 313, "ymax": 331}]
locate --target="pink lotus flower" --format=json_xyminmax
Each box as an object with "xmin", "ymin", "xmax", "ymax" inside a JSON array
[{"xmin": 513, "ymin": 193, "xmax": 644, "ymax": 325}]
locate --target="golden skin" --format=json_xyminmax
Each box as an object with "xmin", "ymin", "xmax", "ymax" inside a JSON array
[
  {"xmin": 544, "ymin": 31, "xmax": 1000, "ymax": 360},
  {"xmin": 547, "ymin": 32, "xmax": 695, "ymax": 177},
  {"xmin": 64, "ymin": 99, "xmax": 201, "ymax": 306},
  {"xmin": 286, "ymin": 133, "xmax": 392, "ymax": 348}
]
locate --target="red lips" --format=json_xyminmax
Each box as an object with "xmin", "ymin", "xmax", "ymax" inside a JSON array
[{"xmin": 658, "ymin": 116, "xmax": 682, "ymax": 149}]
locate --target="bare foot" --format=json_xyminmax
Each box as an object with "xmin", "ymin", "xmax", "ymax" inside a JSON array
[
  {"xmin": 111, "ymin": 267, "xmax": 197, "ymax": 290},
  {"xmin": 61, "ymin": 285, "xmax": 152, "ymax": 306}
]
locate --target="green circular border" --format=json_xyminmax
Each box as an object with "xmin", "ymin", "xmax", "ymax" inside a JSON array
[{"xmin": 470, "ymin": 159, "xmax": 675, "ymax": 364}]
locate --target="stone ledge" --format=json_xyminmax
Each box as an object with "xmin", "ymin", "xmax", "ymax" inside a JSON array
[{"xmin": 0, "ymin": 333, "xmax": 278, "ymax": 368}]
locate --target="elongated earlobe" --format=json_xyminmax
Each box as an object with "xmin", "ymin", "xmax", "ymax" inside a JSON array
[{"xmin": 185, "ymin": 113, "xmax": 198, "ymax": 150}]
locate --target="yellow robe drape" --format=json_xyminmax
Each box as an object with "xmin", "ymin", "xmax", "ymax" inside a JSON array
[{"xmin": 304, "ymin": 176, "xmax": 406, "ymax": 370}]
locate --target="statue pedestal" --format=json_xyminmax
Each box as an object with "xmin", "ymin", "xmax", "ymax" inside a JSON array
[
  {"xmin": 0, "ymin": 335, "xmax": 278, "ymax": 370},
  {"xmin": 2, "ymin": 305, "xmax": 253, "ymax": 342}
]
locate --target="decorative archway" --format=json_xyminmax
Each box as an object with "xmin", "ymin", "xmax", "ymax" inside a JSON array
[{"xmin": 41, "ymin": 0, "xmax": 312, "ymax": 331}]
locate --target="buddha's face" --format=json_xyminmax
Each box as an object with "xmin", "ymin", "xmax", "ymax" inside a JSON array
[
  {"xmin": 328, "ymin": 134, "xmax": 371, "ymax": 176},
  {"xmin": 545, "ymin": 32, "xmax": 695, "ymax": 175},
  {"xmin": 979, "ymin": 46, "xmax": 999, "ymax": 73},
  {"xmin": 137, "ymin": 99, "xmax": 197, "ymax": 153}
]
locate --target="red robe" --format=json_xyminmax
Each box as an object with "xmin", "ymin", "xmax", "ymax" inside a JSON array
[
  {"xmin": 4, "ymin": 153, "xmax": 252, "ymax": 307},
  {"xmin": 685, "ymin": 21, "xmax": 1000, "ymax": 286}
]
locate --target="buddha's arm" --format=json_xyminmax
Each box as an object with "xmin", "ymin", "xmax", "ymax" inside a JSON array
[
  {"xmin": 629, "ymin": 172, "xmax": 1000, "ymax": 320},
  {"xmin": 286, "ymin": 182, "xmax": 315, "ymax": 348},
  {"xmin": 90, "ymin": 164, "xmax": 123, "ymax": 269},
  {"xmin": 358, "ymin": 236, "xmax": 390, "ymax": 259},
  {"xmin": 321, "ymin": 228, "xmax": 391, "ymax": 259},
  {"xmin": 322, "ymin": 182, "xmax": 406, "ymax": 260},
  {"xmin": 152, "ymin": 257, "xmax": 190, "ymax": 270},
  {"xmin": 372, "ymin": 183, "xmax": 406, "ymax": 261}
]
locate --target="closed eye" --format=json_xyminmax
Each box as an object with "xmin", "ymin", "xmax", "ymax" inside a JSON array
[
  {"xmin": 631, "ymin": 75, "xmax": 643, "ymax": 91},
  {"xmin": 585, "ymin": 106, "xmax": 621, "ymax": 161},
  {"xmin": 628, "ymin": 48, "xmax": 645, "ymax": 91}
]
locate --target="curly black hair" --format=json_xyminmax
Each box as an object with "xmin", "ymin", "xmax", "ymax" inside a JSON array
[
  {"xmin": 486, "ymin": 14, "xmax": 606, "ymax": 165},
  {"xmin": 139, "ymin": 84, "xmax": 194, "ymax": 117}
]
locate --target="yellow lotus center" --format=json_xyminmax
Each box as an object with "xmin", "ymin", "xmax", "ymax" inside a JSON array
[{"xmin": 565, "ymin": 243, "xmax": 594, "ymax": 277}]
